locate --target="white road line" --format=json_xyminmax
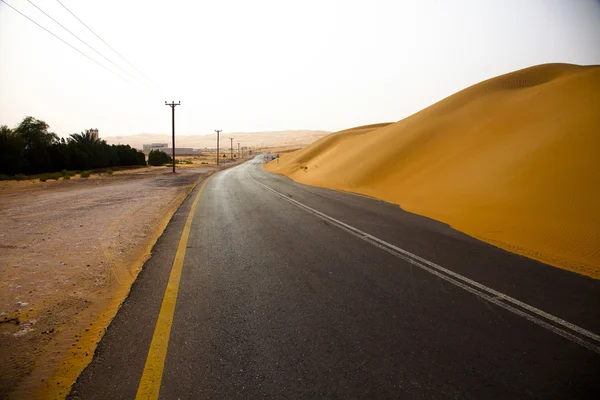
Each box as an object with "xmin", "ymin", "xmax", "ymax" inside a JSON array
[{"xmin": 246, "ymin": 164, "xmax": 600, "ymax": 354}]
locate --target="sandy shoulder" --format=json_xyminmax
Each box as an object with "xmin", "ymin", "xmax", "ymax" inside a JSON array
[{"xmin": 0, "ymin": 166, "xmax": 216, "ymax": 398}]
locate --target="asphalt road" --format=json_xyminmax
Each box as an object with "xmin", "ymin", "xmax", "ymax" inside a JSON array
[{"xmin": 69, "ymin": 156, "xmax": 600, "ymax": 399}]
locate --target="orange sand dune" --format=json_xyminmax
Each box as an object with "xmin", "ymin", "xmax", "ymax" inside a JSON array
[{"xmin": 266, "ymin": 63, "xmax": 600, "ymax": 278}]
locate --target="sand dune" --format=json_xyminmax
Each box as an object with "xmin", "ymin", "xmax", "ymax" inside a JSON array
[
  {"xmin": 104, "ymin": 130, "xmax": 329, "ymax": 150},
  {"xmin": 266, "ymin": 63, "xmax": 600, "ymax": 278}
]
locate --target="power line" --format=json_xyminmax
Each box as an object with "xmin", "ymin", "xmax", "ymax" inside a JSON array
[
  {"xmin": 0, "ymin": 0, "xmax": 132, "ymax": 84},
  {"xmin": 24, "ymin": 0, "xmax": 144, "ymax": 86},
  {"xmin": 54, "ymin": 0, "xmax": 154, "ymax": 85}
]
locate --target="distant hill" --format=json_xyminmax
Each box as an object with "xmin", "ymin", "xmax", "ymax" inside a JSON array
[
  {"xmin": 103, "ymin": 130, "xmax": 329, "ymax": 150},
  {"xmin": 266, "ymin": 63, "xmax": 600, "ymax": 278}
]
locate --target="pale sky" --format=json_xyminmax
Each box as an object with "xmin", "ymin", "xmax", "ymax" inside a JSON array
[{"xmin": 1, "ymin": 0, "xmax": 599, "ymax": 139}]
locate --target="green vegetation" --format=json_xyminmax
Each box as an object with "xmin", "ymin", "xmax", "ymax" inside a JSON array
[
  {"xmin": 80, "ymin": 170, "xmax": 92, "ymax": 178},
  {"xmin": 0, "ymin": 116, "xmax": 146, "ymax": 176},
  {"xmin": 106, "ymin": 169, "xmax": 113, "ymax": 175},
  {"xmin": 147, "ymin": 149, "xmax": 172, "ymax": 166},
  {"xmin": 0, "ymin": 173, "xmax": 26, "ymax": 180},
  {"xmin": 38, "ymin": 172, "xmax": 61, "ymax": 181}
]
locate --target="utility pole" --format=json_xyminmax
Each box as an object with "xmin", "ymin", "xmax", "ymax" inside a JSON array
[
  {"xmin": 165, "ymin": 101, "xmax": 181, "ymax": 173},
  {"xmin": 229, "ymin": 138, "xmax": 234, "ymax": 159},
  {"xmin": 238, "ymin": 142, "xmax": 240, "ymax": 158},
  {"xmin": 215, "ymin": 129, "xmax": 222, "ymax": 165}
]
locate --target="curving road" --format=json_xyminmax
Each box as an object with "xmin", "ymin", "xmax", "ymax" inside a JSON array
[{"xmin": 69, "ymin": 156, "xmax": 600, "ymax": 399}]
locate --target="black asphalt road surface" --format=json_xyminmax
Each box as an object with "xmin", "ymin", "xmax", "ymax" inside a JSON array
[{"xmin": 69, "ymin": 156, "xmax": 600, "ymax": 399}]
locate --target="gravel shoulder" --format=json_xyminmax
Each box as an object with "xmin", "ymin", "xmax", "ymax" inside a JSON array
[{"xmin": 0, "ymin": 165, "xmax": 218, "ymax": 398}]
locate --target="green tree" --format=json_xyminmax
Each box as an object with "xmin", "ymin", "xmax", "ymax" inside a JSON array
[
  {"xmin": 69, "ymin": 129, "xmax": 102, "ymax": 147},
  {"xmin": 13, "ymin": 116, "xmax": 59, "ymax": 174},
  {"xmin": 0, "ymin": 125, "xmax": 26, "ymax": 175},
  {"xmin": 147, "ymin": 149, "xmax": 171, "ymax": 166},
  {"xmin": 68, "ymin": 129, "xmax": 104, "ymax": 170},
  {"xmin": 0, "ymin": 117, "xmax": 146, "ymax": 175}
]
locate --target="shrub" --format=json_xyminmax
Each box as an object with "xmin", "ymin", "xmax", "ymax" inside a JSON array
[
  {"xmin": 63, "ymin": 175, "xmax": 70, "ymax": 180},
  {"xmin": 60, "ymin": 169, "xmax": 68, "ymax": 177},
  {"xmin": 148, "ymin": 150, "xmax": 171, "ymax": 166},
  {"xmin": 106, "ymin": 169, "xmax": 113, "ymax": 175},
  {"xmin": 39, "ymin": 172, "xmax": 59, "ymax": 181},
  {"xmin": 0, "ymin": 174, "xmax": 27, "ymax": 181},
  {"xmin": 80, "ymin": 170, "xmax": 92, "ymax": 178}
]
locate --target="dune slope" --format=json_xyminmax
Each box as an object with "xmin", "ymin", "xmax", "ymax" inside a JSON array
[{"xmin": 266, "ymin": 63, "xmax": 600, "ymax": 278}]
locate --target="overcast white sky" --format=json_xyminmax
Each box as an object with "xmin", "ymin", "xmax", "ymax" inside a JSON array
[{"xmin": 1, "ymin": 0, "xmax": 599, "ymax": 138}]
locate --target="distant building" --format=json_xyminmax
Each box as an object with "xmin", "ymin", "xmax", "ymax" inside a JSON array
[
  {"xmin": 142, "ymin": 143, "xmax": 203, "ymax": 156},
  {"xmin": 89, "ymin": 128, "xmax": 99, "ymax": 140},
  {"xmin": 143, "ymin": 143, "xmax": 169, "ymax": 151},
  {"xmin": 167, "ymin": 148, "xmax": 204, "ymax": 156}
]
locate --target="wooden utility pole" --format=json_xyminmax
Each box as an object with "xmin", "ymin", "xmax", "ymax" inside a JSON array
[
  {"xmin": 215, "ymin": 129, "xmax": 222, "ymax": 165},
  {"xmin": 229, "ymin": 138, "xmax": 234, "ymax": 159},
  {"xmin": 165, "ymin": 101, "xmax": 181, "ymax": 173}
]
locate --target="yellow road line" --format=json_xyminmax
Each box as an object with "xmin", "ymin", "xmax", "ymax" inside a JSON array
[{"xmin": 135, "ymin": 177, "xmax": 210, "ymax": 400}]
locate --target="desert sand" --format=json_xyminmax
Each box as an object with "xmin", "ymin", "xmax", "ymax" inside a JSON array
[
  {"xmin": 266, "ymin": 63, "xmax": 600, "ymax": 279},
  {"xmin": 104, "ymin": 129, "xmax": 329, "ymax": 150},
  {"xmin": 0, "ymin": 165, "xmax": 219, "ymax": 398}
]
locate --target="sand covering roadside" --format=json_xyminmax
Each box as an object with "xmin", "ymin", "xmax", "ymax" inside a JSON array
[
  {"xmin": 266, "ymin": 63, "xmax": 600, "ymax": 278},
  {"xmin": 0, "ymin": 167, "xmax": 213, "ymax": 398}
]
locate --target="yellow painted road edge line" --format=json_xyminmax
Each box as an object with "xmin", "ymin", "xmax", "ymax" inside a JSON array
[{"xmin": 135, "ymin": 177, "xmax": 210, "ymax": 400}]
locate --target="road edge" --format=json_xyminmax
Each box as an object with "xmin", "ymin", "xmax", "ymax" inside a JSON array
[{"xmin": 23, "ymin": 172, "xmax": 210, "ymax": 400}]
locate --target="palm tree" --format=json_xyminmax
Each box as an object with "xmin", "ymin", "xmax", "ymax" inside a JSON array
[{"xmin": 69, "ymin": 129, "xmax": 103, "ymax": 146}]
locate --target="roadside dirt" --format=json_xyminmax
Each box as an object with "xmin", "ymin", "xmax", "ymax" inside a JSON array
[{"xmin": 0, "ymin": 165, "xmax": 219, "ymax": 399}]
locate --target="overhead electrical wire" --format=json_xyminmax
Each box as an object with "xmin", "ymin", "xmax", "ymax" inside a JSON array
[
  {"xmin": 55, "ymin": 0, "xmax": 154, "ymax": 85},
  {"xmin": 0, "ymin": 0, "xmax": 135, "ymax": 85},
  {"xmin": 24, "ymin": 0, "xmax": 146, "ymax": 86}
]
